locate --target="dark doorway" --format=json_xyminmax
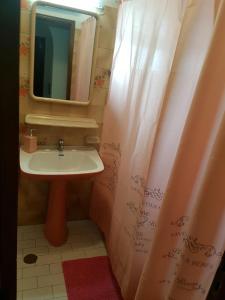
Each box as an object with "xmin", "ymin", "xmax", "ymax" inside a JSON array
[
  {"xmin": 34, "ymin": 36, "xmax": 48, "ymax": 97},
  {"xmin": 0, "ymin": 0, "xmax": 19, "ymax": 300}
]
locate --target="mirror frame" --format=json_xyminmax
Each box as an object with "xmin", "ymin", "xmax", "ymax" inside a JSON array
[{"xmin": 30, "ymin": 1, "xmax": 99, "ymax": 106}]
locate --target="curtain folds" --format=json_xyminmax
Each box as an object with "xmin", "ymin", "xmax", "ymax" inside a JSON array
[
  {"xmin": 90, "ymin": 0, "xmax": 225, "ymax": 299},
  {"xmin": 70, "ymin": 16, "xmax": 96, "ymax": 101}
]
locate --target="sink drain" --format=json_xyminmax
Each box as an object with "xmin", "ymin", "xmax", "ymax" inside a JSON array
[{"xmin": 23, "ymin": 253, "xmax": 38, "ymax": 264}]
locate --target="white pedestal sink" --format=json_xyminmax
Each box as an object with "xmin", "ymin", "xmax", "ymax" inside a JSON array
[{"xmin": 20, "ymin": 146, "xmax": 104, "ymax": 246}]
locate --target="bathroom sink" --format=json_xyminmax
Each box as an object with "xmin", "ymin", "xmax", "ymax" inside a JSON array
[
  {"xmin": 20, "ymin": 146, "xmax": 104, "ymax": 178},
  {"xmin": 20, "ymin": 146, "xmax": 104, "ymax": 246}
]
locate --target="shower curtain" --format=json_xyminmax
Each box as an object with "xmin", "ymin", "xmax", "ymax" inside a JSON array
[
  {"xmin": 90, "ymin": 0, "xmax": 225, "ymax": 299},
  {"xmin": 70, "ymin": 16, "xmax": 96, "ymax": 101}
]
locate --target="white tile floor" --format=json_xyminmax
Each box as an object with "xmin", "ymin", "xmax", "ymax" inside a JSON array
[{"xmin": 17, "ymin": 220, "xmax": 107, "ymax": 300}]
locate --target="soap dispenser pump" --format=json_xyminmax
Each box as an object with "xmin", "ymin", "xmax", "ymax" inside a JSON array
[{"xmin": 23, "ymin": 128, "xmax": 37, "ymax": 153}]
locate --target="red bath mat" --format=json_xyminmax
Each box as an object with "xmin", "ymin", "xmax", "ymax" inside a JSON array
[{"xmin": 62, "ymin": 256, "xmax": 123, "ymax": 300}]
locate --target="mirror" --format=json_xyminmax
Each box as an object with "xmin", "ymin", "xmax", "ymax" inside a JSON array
[{"xmin": 30, "ymin": 1, "xmax": 98, "ymax": 105}]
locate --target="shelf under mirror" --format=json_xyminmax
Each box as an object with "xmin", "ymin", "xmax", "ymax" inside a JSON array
[{"xmin": 25, "ymin": 114, "xmax": 99, "ymax": 129}]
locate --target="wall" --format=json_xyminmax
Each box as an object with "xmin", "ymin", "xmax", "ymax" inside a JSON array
[{"xmin": 19, "ymin": 0, "xmax": 118, "ymax": 225}]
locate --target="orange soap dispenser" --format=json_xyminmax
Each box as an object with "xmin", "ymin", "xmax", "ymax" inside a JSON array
[{"xmin": 23, "ymin": 128, "xmax": 37, "ymax": 153}]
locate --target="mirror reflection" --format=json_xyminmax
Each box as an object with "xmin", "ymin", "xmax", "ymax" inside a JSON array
[{"xmin": 32, "ymin": 3, "xmax": 97, "ymax": 102}]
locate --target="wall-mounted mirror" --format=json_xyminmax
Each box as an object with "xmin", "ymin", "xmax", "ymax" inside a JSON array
[{"xmin": 30, "ymin": 1, "xmax": 98, "ymax": 105}]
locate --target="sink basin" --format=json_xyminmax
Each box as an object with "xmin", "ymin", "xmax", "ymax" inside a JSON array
[
  {"xmin": 20, "ymin": 146, "xmax": 104, "ymax": 246},
  {"xmin": 20, "ymin": 146, "xmax": 104, "ymax": 178}
]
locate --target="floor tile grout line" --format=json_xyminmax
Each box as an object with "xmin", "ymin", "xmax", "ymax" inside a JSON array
[{"xmin": 17, "ymin": 220, "xmax": 107, "ymax": 300}]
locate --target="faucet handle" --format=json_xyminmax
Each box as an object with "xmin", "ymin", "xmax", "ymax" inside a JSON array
[{"xmin": 58, "ymin": 138, "xmax": 64, "ymax": 151}]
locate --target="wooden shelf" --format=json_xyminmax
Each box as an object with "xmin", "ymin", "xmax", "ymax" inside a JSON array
[{"xmin": 25, "ymin": 114, "xmax": 99, "ymax": 129}]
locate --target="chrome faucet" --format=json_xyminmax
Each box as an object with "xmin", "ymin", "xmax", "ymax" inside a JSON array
[{"xmin": 57, "ymin": 138, "xmax": 64, "ymax": 152}]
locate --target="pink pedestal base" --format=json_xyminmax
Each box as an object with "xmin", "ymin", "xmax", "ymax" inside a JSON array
[
  {"xmin": 21, "ymin": 169, "xmax": 103, "ymax": 247},
  {"xmin": 44, "ymin": 180, "xmax": 68, "ymax": 246}
]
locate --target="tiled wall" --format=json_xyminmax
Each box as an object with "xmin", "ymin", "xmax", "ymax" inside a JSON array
[{"xmin": 19, "ymin": 0, "xmax": 118, "ymax": 225}]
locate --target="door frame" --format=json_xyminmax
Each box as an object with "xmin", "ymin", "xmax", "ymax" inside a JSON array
[{"xmin": 0, "ymin": 0, "xmax": 20, "ymax": 299}]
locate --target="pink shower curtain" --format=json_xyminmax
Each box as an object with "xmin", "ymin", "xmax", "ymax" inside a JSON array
[
  {"xmin": 90, "ymin": 0, "xmax": 225, "ymax": 299},
  {"xmin": 70, "ymin": 16, "xmax": 96, "ymax": 101}
]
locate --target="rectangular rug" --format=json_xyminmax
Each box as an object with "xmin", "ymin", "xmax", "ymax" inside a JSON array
[{"xmin": 63, "ymin": 256, "xmax": 123, "ymax": 300}]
